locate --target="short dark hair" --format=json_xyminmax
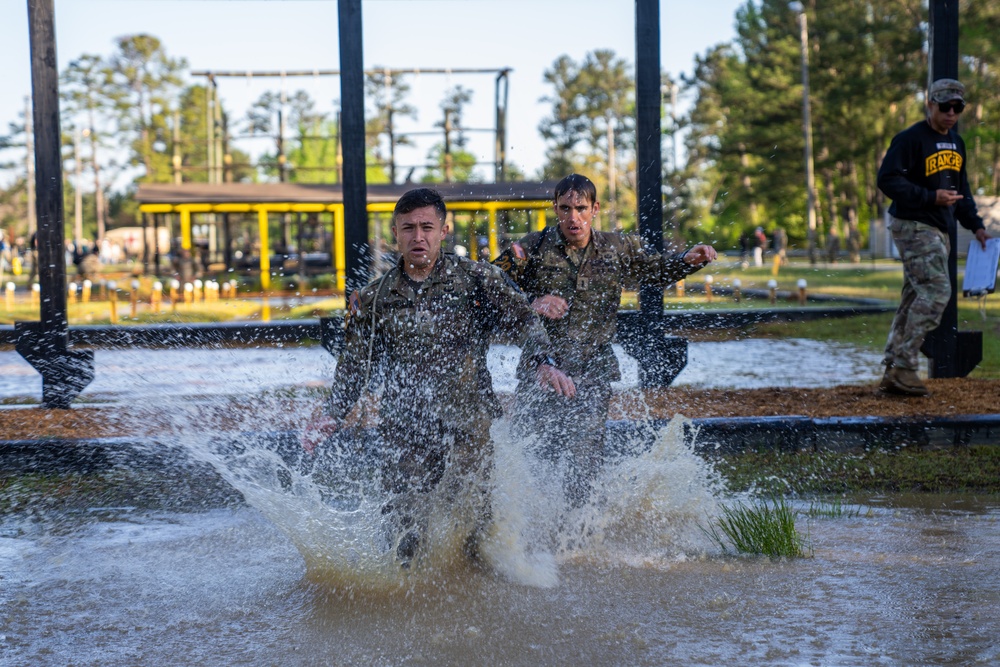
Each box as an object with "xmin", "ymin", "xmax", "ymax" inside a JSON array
[
  {"xmin": 553, "ymin": 173, "xmax": 597, "ymax": 205},
  {"xmin": 393, "ymin": 188, "xmax": 447, "ymax": 224}
]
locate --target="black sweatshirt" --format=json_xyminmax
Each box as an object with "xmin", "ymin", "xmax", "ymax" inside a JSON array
[{"xmin": 877, "ymin": 120, "xmax": 985, "ymax": 234}]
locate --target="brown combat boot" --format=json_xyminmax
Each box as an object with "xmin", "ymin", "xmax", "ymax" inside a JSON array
[{"xmin": 879, "ymin": 366, "xmax": 929, "ymax": 397}]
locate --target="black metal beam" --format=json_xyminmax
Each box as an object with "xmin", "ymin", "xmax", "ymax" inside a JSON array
[
  {"xmin": 338, "ymin": 0, "xmax": 370, "ymax": 295},
  {"xmin": 635, "ymin": 0, "xmax": 665, "ymax": 317},
  {"xmin": 20, "ymin": 0, "xmax": 94, "ymax": 408},
  {"xmin": 922, "ymin": 0, "xmax": 979, "ymax": 377}
]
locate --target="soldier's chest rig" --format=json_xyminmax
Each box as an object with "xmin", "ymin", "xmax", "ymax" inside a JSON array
[
  {"xmin": 375, "ymin": 262, "xmax": 487, "ymax": 359},
  {"xmin": 526, "ymin": 230, "xmax": 623, "ymax": 344}
]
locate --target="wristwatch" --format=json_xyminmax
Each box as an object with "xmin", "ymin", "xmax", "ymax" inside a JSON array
[{"xmin": 535, "ymin": 354, "xmax": 558, "ymax": 368}]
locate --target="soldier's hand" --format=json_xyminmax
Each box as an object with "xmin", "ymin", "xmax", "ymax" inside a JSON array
[
  {"xmin": 537, "ymin": 363, "xmax": 576, "ymax": 398},
  {"xmin": 975, "ymin": 228, "xmax": 991, "ymax": 249},
  {"xmin": 532, "ymin": 294, "xmax": 569, "ymax": 319},
  {"xmin": 683, "ymin": 244, "xmax": 717, "ymax": 266},
  {"xmin": 302, "ymin": 412, "xmax": 340, "ymax": 454},
  {"xmin": 935, "ymin": 189, "xmax": 964, "ymax": 206}
]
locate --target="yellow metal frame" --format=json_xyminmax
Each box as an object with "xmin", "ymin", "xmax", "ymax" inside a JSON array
[{"xmin": 139, "ymin": 199, "xmax": 552, "ymax": 291}]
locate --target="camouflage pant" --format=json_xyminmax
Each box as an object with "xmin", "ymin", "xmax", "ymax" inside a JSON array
[
  {"xmin": 379, "ymin": 416, "xmax": 493, "ymax": 550},
  {"xmin": 514, "ymin": 381, "xmax": 612, "ymax": 507},
  {"xmin": 884, "ymin": 218, "xmax": 952, "ymax": 371}
]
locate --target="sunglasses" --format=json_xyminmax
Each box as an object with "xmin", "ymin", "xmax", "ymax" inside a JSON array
[{"xmin": 938, "ymin": 101, "xmax": 965, "ymax": 114}]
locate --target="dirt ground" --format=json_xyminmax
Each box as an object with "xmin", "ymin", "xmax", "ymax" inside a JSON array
[{"xmin": 1, "ymin": 378, "xmax": 997, "ymax": 441}]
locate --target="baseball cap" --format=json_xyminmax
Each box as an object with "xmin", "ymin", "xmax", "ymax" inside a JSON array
[{"xmin": 929, "ymin": 79, "xmax": 965, "ymax": 104}]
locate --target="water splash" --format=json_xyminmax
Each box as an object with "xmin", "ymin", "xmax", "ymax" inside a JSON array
[{"xmin": 158, "ymin": 396, "xmax": 723, "ymax": 591}]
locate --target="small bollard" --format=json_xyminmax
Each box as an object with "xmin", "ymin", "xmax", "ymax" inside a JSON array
[
  {"xmin": 169, "ymin": 278, "xmax": 180, "ymax": 311},
  {"xmin": 230, "ymin": 279, "xmax": 239, "ymax": 298},
  {"xmin": 733, "ymin": 278, "xmax": 742, "ymax": 303},
  {"xmin": 31, "ymin": 283, "xmax": 40, "ymax": 308},
  {"xmin": 767, "ymin": 279, "xmax": 778, "ymax": 305},
  {"xmin": 130, "ymin": 279, "xmax": 140, "ymax": 318},
  {"xmin": 194, "ymin": 279, "xmax": 204, "ymax": 303},
  {"xmin": 221, "ymin": 280, "xmax": 230, "ymax": 299},
  {"xmin": 108, "ymin": 280, "xmax": 119, "ymax": 324},
  {"xmin": 797, "ymin": 278, "xmax": 808, "ymax": 306},
  {"xmin": 151, "ymin": 281, "xmax": 163, "ymax": 314},
  {"xmin": 82, "ymin": 279, "xmax": 92, "ymax": 303},
  {"xmin": 261, "ymin": 296, "xmax": 271, "ymax": 322},
  {"xmin": 675, "ymin": 278, "xmax": 685, "ymax": 298},
  {"xmin": 184, "ymin": 282, "xmax": 194, "ymax": 304},
  {"xmin": 704, "ymin": 274, "xmax": 714, "ymax": 302},
  {"xmin": 68, "ymin": 282, "xmax": 78, "ymax": 306},
  {"xmin": 4, "ymin": 282, "xmax": 14, "ymax": 311}
]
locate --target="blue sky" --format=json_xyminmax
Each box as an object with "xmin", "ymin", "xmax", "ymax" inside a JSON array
[{"xmin": 2, "ymin": 0, "xmax": 746, "ymax": 186}]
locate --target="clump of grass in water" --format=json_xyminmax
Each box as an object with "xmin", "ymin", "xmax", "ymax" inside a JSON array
[
  {"xmin": 804, "ymin": 498, "xmax": 869, "ymax": 519},
  {"xmin": 703, "ymin": 496, "xmax": 808, "ymax": 558}
]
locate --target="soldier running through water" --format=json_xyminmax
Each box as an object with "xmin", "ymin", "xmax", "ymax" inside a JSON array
[
  {"xmin": 494, "ymin": 174, "xmax": 717, "ymax": 508},
  {"xmin": 306, "ymin": 188, "xmax": 573, "ymax": 568}
]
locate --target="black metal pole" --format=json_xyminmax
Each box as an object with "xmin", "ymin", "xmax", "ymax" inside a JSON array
[
  {"xmin": 19, "ymin": 0, "xmax": 94, "ymax": 407},
  {"xmin": 635, "ymin": 0, "xmax": 664, "ymax": 317},
  {"xmin": 27, "ymin": 0, "xmax": 67, "ymax": 330},
  {"xmin": 922, "ymin": 0, "xmax": 962, "ymax": 377},
  {"xmin": 338, "ymin": 0, "xmax": 370, "ymax": 295}
]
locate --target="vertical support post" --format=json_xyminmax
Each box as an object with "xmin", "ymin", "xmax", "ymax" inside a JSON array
[
  {"xmin": 258, "ymin": 208, "xmax": 271, "ymax": 290},
  {"xmin": 179, "ymin": 208, "xmax": 192, "ymax": 250},
  {"xmin": 153, "ymin": 213, "xmax": 162, "ymax": 277},
  {"xmin": 635, "ymin": 0, "xmax": 664, "ymax": 317},
  {"xmin": 339, "ymin": 0, "xmax": 370, "ymax": 295},
  {"xmin": 18, "ymin": 0, "xmax": 94, "ymax": 408},
  {"xmin": 922, "ymin": 0, "xmax": 967, "ymax": 378},
  {"xmin": 487, "ymin": 205, "xmax": 499, "ymax": 261},
  {"xmin": 142, "ymin": 211, "xmax": 150, "ymax": 274},
  {"xmin": 333, "ymin": 205, "xmax": 346, "ymax": 293},
  {"xmin": 533, "ymin": 209, "xmax": 546, "ymax": 232},
  {"xmin": 494, "ymin": 70, "xmax": 509, "ymax": 183}
]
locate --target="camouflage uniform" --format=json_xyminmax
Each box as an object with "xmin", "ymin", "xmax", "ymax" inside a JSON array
[
  {"xmin": 883, "ymin": 219, "xmax": 952, "ymax": 371},
  {"xmin": 494, "ymin": 227, "xmax": 701, "ymax": 504},
  {"xmin": 878, "ymin": 119, "xmax": 986, "ymax": 372},
  {"xmin": 330, "ymin": 252, "xmax": 556, "ymax": 556}
]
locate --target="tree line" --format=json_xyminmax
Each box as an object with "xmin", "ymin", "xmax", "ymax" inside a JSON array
[{"xmin": 2, "ymin": 0, "xmax": 999, "ymax": 255}]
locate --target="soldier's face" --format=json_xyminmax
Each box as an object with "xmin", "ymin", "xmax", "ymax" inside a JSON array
[
  {"xmin": 393, "ymin": 205, "xmax": 449, "ymax": 271},
  {"xmin": 554, "ymin": 190, "xmax": 599, "ymax": 249}
]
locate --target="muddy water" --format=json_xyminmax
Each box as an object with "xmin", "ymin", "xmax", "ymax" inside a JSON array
[
  {"xmin": 0, "ymin": 338, "xmax": 883, "ymax": 401},
  {"xmin": 3, "ymin": 494, "xmax": 998, "ymax": 666}
]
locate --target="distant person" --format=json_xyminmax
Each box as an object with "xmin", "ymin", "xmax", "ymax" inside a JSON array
[
  {"xmin": 306, "ymin": 187, "xmax": 573, "ymax": 567},
  {"xmin": 772, "ymin": 227, "xmax": 788, "ymax": 266},
  {"xmin": 877, "ymin": 78, "xmax": 990, "ymax": 397},
  {"xmin": 752, "ymin": 226, "xmax": 768, "ymax": 267},
  {"xmin": 26, "ymin": 232, "xmax": 38, "ymax": 284},
  {"xmin": 77, "ymin": 247, "xmax": 101, "ymax": 282},
  {"xmin": 493, "ymin": 173, "xmax": 716, "ymax": 506}
]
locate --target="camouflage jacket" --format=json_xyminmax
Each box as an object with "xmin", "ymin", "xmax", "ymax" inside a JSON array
[
  {"xmin": 494, "ymin": 227, "xmax": 699, "ymax": 383},
  {"xmin": 330, "ymin": 253, "xmax": 554, "ymax": 434}
]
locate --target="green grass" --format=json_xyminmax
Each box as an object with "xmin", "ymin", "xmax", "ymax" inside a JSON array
[
  {"xmin": 804, "ymin": 498, "xmax": 870, "ymax": 519},
  {"xmin": 715, "ymin": 446, "xmax": 1000, "ymax": 495},
  {"xmin": 703, "ymin": 496, "xmax": 809, "ymax": 558}
]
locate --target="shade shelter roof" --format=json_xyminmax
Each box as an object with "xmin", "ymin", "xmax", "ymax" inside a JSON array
[{"xmin": 135, "ymin": 181, "xmax": 559, "ymax": 209}]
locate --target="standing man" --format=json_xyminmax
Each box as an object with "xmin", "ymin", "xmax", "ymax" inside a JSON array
[
  {"xmin": 309, "ymin": 187, "xmax": 573, "ymax": 567},
  {"xmin": 493, "ymin": 174, "xmax": 716, "ymax": 506},
  {"xmin": 877, "ymin": 79, "xmax": 990, "ymax": 397}
]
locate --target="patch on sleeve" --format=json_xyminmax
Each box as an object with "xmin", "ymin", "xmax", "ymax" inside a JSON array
[
  {"xmin": 344, "ymin": 290, "xmax": 361, "ymax": 329},
  {"xmin": 511, "ymin": 242, "xmax": 526, "ymax": 260}
]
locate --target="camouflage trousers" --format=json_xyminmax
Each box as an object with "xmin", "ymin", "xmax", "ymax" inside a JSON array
[
  {"xmin": 513, "ymin": 381, "xmax": 613, "ymax": 507},
  {"xmin": 379, "ymin": 416, "xmax": 493, "ymax": 555},
  {"xmin": 884, "ymin": 218, "xmax": 952, "ymax": 371}
]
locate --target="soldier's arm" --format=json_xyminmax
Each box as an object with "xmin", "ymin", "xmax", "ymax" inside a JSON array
[
  {"xmin": 877, "ymin": 132, "xmax": 935, "ymax": 208},
  {"xmin": 623, "ymin": 234, "xmax": 715, "ymax": 286},
  {"xmin": 328, "ymin": 290, "xmax": 379, "ymax": 421}
]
